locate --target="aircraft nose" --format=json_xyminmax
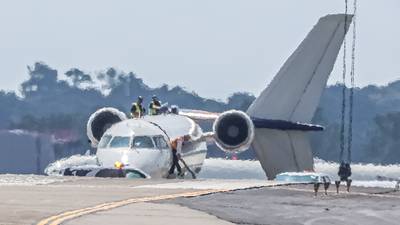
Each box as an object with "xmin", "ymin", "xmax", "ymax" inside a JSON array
[
  {"xmin": 121, "ymin": 154, "xmax": 130, "ymax": 166},
  {"xmin": 119, "ymin": 149, "xmax": 170, "ymax": 176},
  {"xmin": 119, "ymin": 149, "xmax": 155, "ymax": 169}
]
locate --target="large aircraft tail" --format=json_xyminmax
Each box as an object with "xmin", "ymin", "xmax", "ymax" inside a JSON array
[{"xmin": 247, "ymin": 14, "xmax": 353, "ymax": 179}]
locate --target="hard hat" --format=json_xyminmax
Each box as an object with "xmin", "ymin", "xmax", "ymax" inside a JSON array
[
  {"xmin": 171, "ymin": 105, "xmax": 179, "ymax": 114},
  {"xmin": 137, "ymin": 96, "xmax": 143, "ymax": 101}
]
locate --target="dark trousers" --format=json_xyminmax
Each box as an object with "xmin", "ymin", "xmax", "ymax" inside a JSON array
[{"xmin": 169, "ymin": 150, "xmax": 182, "ymax": 175}]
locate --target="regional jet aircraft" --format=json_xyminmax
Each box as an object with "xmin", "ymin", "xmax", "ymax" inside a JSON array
[{"xmin": 60, "ymin": 14, "xmax": 352, "ymax": 179}]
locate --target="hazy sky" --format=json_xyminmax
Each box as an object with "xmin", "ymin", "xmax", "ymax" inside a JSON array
[{"xmin": 0, "ymin": 0, "xmax": 399, "ymax": 100}]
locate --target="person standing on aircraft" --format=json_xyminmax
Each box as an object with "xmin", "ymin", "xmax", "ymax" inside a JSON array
[
  {"xmin": 168, "ymin": 136, "xmax": 183, "ymax": 178},
  {"xmin": 131, "ymin": 96, "xmax": 145, "ymax": 118},
  {"xmin": 149, "ymin": 95, "xmax": 162, "ymax": 115}
]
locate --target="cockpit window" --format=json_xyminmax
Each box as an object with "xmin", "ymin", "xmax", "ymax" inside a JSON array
[
  {"xmin": 132, "ymin": 136, "xmax": 154, "ymax": 149},
  {"xmin": 153, "ymin": 136, "xmax": 169, "ymax": 149},
  {"xmin": 98, "ymin": 135, "xmax": 112, "ymax": 148},
  {"xmin": 109, "ymin": 136, "xmax": 131, "ymax": 148}
]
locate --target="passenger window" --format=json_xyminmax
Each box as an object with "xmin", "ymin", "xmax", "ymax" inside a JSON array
[
  {"xmin": 132, "ymin": 136, "xmax": 154, "ymax": 149},
  {"xmin": 109, "ymin": 136, "xmax": 131, "ymax": 148},
  {"xmin": 153, "ymin": 136, "xmax": 169, "ymax": 149},
  {"xmin": 98, "ymin": 135, "xmax": 112, "ymax": 148}
]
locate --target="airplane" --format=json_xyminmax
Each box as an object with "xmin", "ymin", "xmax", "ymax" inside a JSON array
[{"xmin": 58, "ymin": 14, "xmax": 353, "ymax": 180}]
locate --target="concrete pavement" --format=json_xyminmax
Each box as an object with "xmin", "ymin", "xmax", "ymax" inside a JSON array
[
  {"xmin": 66, "ymin": 203, "xmax": 234, "ymax": 225},
  {"xmin": 0, "ymin": 175, "xmax": 277, "ymax": 225},
  {"xmin": 1, "ymin": 175, "xmax": 400, "ymax": 225}
]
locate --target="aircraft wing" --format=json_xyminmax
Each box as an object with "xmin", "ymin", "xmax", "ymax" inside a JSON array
[
  {"xmin": 247, "ymin": 14, "xmax": 353, "ymax": 179},
  {"xmin": 179, "ymin": 109, "xmax": 220, "ymax": 121}
]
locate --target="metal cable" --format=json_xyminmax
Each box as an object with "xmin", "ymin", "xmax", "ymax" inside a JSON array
[
  {"xmin": 347, "ymin": 0, "xmax": 357, "ymax": 163},
  {"xmin": 340, "ymin": 0, "xmax": 349, "ymax": 162}
]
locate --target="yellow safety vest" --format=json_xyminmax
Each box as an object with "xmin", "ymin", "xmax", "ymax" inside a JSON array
[
  {"xmin": 132, "ymin": 102, "xmax": 144, "ymax": 118},
  {"xmin": 149, "ymin": 101, "xmax": 161, "ymax": 116}
]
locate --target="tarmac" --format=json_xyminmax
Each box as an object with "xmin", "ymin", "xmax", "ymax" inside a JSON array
[{"xmin": 0, "ymin": 175, "xmax": 399, "ymax": 225}]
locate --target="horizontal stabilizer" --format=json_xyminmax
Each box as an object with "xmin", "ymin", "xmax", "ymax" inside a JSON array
[{"xmin": 252, "ymin": 118, "xmax": 324, "ymax": 131}]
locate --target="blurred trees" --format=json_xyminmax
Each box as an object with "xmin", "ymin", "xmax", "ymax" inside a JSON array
[
  {"xmin": 1, "ymin": 62, "xmax": 400, "ymax": 164},
  {"xmin": 363, "ymin": 112, "xmax": 400, "ymax": 164}
]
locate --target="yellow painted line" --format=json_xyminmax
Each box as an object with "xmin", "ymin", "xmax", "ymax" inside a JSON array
[{"xmin": 37, "ymin": 189, "xmax": 231, "ymax": 225}]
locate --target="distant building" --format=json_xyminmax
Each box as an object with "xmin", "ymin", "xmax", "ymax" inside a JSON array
[{"xmin": 0, "ymin": 130, "xmax": 55, "ymax": 174}]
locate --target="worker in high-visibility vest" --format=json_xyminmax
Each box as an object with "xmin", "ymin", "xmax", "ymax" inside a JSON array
[
  {"xmin": 148, "ymin": 95, "xmax": 162, "ymax": 116},
  {"xmin": 130, "ymin": 96, "xmax": 145, "ymax": 118}
]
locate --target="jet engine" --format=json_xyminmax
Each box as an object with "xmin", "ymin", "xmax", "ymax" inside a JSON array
[
  {"xmin": 87, "ymin": 107, "xmax": 127, "ymax": 147},
  {"xmin": 213, "ymin": 110, "xmax": 255, "ymax": 153}
]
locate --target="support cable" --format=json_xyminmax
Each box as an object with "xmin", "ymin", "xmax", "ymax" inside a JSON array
[
  {"xmin": 347, "ymin": 0, "xmax": 357, "ymax": 164},
  {"xmin": 338, "ymin": 0, "xmax": 357, "ymax": 185},
  {"xmin": 339, "ymin": 0, "xmax": 349, "ymax": 163}
]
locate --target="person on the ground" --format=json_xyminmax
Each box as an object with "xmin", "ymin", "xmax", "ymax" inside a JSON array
[
  {"xmin": 148, "ymin": 95, "xmax": 162, "ymax": 115},
  {"xmin": 168, "ymin": 135, "xmax": 192, "ymax": 178},
  {"xmin": 131, "ymin": 96, "xmax": 145, "ymax": 118},
  {"xmin": 168, "ymin": 136, "xmax": 183, "ymax": 178}
]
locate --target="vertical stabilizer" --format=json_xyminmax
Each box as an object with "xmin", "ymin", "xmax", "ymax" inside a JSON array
[
  {"xmin": 247, "ymin": 14, "xmax": 353, "ymax": 179},
  {"xmin": 247, "ymin": 14, "xmax": 352, "ymax": 123}
]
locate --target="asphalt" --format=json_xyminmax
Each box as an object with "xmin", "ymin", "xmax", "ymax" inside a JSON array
[{"xmin": 0, "ymin": 175, "xmax": 399, "ymax": 225}]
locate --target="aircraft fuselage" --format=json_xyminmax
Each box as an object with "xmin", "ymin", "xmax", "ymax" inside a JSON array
[{"xmin": 96, "ymin": 114, "xmax": 207, "ymax": 178}]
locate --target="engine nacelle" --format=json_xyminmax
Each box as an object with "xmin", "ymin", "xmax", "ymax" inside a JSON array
[
  {"xmin": 213, "ymin": 110, "xmax": 255, "ymax": 153},
  {"xmin": 87, "ymin": 107, "xmax": 127, "ymax": 147}
]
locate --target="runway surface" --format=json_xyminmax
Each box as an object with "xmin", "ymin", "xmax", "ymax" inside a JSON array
[
  {"xmin": 0, "ymin": 175, "xmax": 399, "ymax": 225},
  {"xmin": 166, "ymin": 184, "xmax": 400, "ymax": 225}
]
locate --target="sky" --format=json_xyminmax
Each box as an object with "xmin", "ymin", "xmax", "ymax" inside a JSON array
[{"xmin": 0, "ymin": 0, "xmax": 399, "ymax": 100}]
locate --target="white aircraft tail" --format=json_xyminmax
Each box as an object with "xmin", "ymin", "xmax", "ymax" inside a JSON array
[{"xmin": 247, "ymin": 14, "xmax": 353, "ymax": 179}]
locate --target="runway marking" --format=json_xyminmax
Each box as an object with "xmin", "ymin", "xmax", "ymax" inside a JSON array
[
  {"xmin": 36, "ymin": 189, "xmax": 231, "ymax": 225},
  {"xmin": 36, "ymin": 183, "xmax": 399, "ymax": 225}
]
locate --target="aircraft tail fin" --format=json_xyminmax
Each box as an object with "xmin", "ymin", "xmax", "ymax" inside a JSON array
[
  {"xmin": 247, "ymin": 14, "xmax": 352, "ymax": 123},
  {"xmin": 247, "ymin": 14, "xmax": 353, "ymax": 179}
]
